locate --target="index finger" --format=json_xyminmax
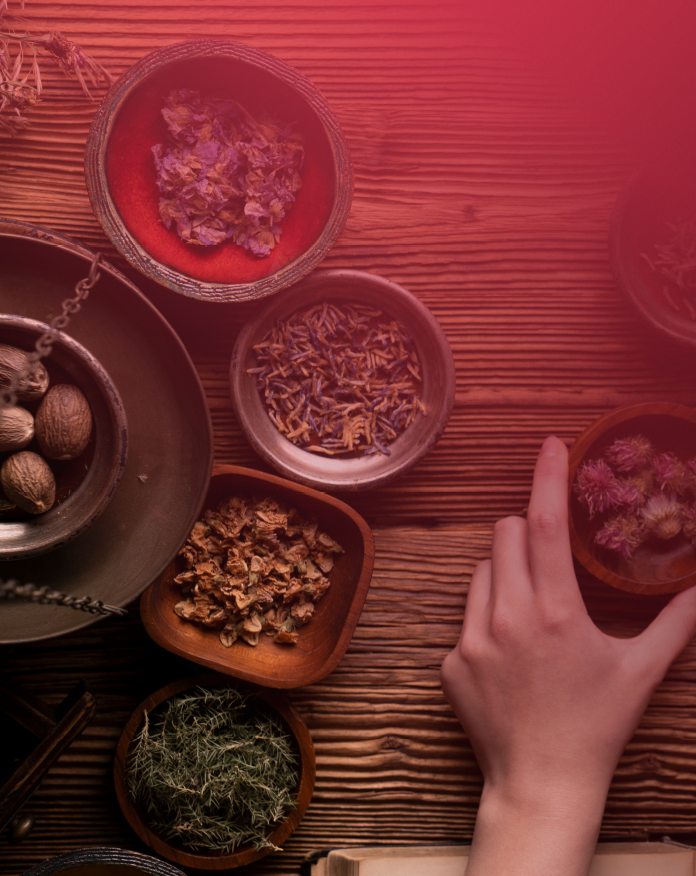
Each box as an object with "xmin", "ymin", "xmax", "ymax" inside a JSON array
[{"xmin": 526, "ymin": 436, "xmax": 579, "ymax": 599}]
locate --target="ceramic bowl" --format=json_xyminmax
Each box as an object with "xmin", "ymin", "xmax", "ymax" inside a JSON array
[
  {"xmin": 568, "ymin": 403, "xmax": 696, "ymax": 595},
  {"xmin": 140, "ymin": 464, "xmax": 374, "ymax": 688},
  {"xmin": 229, "ymin": 269, "xmax": 456, "ymax": 491},
  {"xmin": 0, "ymin": 315, "xmax": 127, "ymax": 560},
  {"xmin": 85, "ymin": 40, "xmax": 353, "ymax": 303},
  {"xmin": 114, "ymin": 675, "xmax": 316, "ymax": 870},
  {"xmin": 21, "ymin": 847, "xmax": 185, "ymax": 876},
  {"xmin": 610, "ymin": 151, "xmax": 696, "ymax": 349}
]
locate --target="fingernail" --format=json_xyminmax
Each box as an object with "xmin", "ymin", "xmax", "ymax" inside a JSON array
[{"xmin": 540, "ymin": 436, "xmax": 562, "ymax": 457}]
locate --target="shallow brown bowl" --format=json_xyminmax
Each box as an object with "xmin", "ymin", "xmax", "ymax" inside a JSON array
[
  {"xmin": 569, "ymin": 403, "xmax": 696, "ymax": 595},
  {"xmin": 114, "ymin": 675, "xmax": 316, "ymax": 870},
  {"xmin": 141, "ymin": 464, "xmax": 374, "ymax": 687},
  {"xmin": 22, "ymin": 847, "xmax": 185, "ymax": 876},
  {"xmin": 86, "ymin": 40, "xmax": 353, "ymax": 302},
  {"xmin": 0, "ymin": 315, "xmax": 127, "ymax": 560},
  {"xmin": 610, "ymin": 151, "xmax": 696, "ymax": 349},
  {"xmin": 229, "ymin": 269, "xmax": 456, "ymax": 491}
]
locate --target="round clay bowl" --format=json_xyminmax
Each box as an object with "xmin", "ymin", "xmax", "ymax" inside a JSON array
[
  {"xmin": 230, "ymin": 269, "xmax": 456, "ymax": 491},
  {"xmin": 0, "ymin": 315, "xmax": 127, "ymax": 560},
  {"xmin": 569, "ymin": 403, "xmax": 696, "ymax": 595},
  {"xmin": 610, "ymin": 149, "xmax": 696, "ymax": 349},
  {"xmin": 86, "ymin": 40, "xmax": 353, "ymax": 302},
  {"xmin": 114, "ymin": 675, "xmax": 316, "ymax": 870}
]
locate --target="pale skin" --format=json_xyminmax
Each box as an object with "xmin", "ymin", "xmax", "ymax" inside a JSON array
[{"xmin": 440, "ymin": 435, "xmax": 696, "ymax": 876}]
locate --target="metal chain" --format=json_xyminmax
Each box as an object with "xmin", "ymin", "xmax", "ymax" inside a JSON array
[
  {"xmin": 0, "ymin": 579, "xmax": 127, "ymax": 617},
  {"xmin": 0, "ymin": 252, "xmax": 102, "ymax": 410}
]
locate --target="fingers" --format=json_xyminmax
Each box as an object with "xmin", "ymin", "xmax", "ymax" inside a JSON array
[
  {"xmin": 630, "ymin": 584, "xmax": 696, "ymax": 686},
  {"xmin": 526, "ymin": 436, "xmax": 578, "ymax": 599},
  {"xmin": 491, "ymin": 515, "xmax": 531, "ymax": 602},
  {"xmin": 462, "ymin": 559, "xmax": 492, "ymax": 636}
]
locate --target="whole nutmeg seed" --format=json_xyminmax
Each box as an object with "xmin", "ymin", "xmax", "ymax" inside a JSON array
[
  {"xmin": 0, "ymin": 406, "xmax": 34, "ymax": 452},
  {"xmin": 1, "ymin": 451, "xmax": 56, "ymax": 514},
  {"xmin": 35, "ymin": 383, "xmax": 93, "ymax": 460},
  {"xmin": 0, "ymin": 344, "xmax": 49, "ymax": 402}
]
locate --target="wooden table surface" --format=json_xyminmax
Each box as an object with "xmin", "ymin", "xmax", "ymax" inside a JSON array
[{"xmin": 1, "ymin": 0, "xmax": 696, "ymax": 872}]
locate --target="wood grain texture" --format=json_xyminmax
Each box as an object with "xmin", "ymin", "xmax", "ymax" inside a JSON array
[
  {"xmin": 1, "ymin": 0, "xmax": 695, "ymax": 869},
  {"xmin": 4, "ymin": 527, "xmax": 696, "ymax": 873}
]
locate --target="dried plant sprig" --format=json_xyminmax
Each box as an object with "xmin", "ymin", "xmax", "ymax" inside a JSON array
[
  {"xmin": 127, "ymin": 687, "xmax": 299, "ymax": 853},
  {"xmin": 605, "ymin": 435, "xmax": 654, "ymax": 473},
  {"xmin": 574, "ymin": 459, "xmax": 622, "ymax": 518},
  {"xmin": 641, "ymin": 492, "xmax": 683, "ymax": 540},
  {"xmin": 0, "ymin": 1, "xmax": 114, "ymax": 133}
]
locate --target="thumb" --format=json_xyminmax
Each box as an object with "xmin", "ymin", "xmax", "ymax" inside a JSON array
[{"xmin": 630, "ymin": 585, "xmax": 696, "ymax": 685}]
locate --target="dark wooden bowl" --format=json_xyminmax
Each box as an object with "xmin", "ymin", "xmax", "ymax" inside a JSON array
[
  {"xmin": 610, "ymin": 151, "xmax": 696, "ymax": 349},
  {"xmin": 229, "ymin": 269, "xmax": 456, "ymax": 491},
  {"xmin": 569, "ymin": 403, "xmax": 696, "ymax": 595},
  {"xmin": 140, "ymin": 464, "xmax": 374, "ymax": 687},
  {"xmin": 0, "ymin": 315, "xmax": 127, "ymax": 560},
  {"xmin": 86, "ymin": 40, "xmax": 353, "ymax": 303},
  {"xmin": 113, "ymin": 675, "xmax": 316, "ymax": 870},
  {"xmin": 21, "ymin": 847, "xmax": 186, "ymax": 876}
]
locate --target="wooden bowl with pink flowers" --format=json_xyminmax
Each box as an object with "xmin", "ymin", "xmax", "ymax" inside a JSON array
[{"xmin": 568, "ymin": 403, "xmax": 696, "ymax": 595}]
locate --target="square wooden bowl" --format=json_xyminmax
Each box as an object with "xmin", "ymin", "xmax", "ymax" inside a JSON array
[{"xmin": 140, "ymin": 465, "xmax": 374, "ymax": 688}]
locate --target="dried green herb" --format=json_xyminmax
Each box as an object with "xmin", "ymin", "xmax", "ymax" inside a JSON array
[{"xmin": 127, "ymin": 687, "xmax": 299, "ymax": 853}]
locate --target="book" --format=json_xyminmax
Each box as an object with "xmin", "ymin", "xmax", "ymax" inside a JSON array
[{"xmin": 303, "ymin": 842, "xmax": 695, "ymax": 876}]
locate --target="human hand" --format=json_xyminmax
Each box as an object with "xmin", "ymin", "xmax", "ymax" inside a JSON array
[{"xmin": 440, "ymin": 436, "xmax": 696, "ymax": 874}]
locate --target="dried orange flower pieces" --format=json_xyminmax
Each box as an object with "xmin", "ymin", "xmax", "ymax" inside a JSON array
[{"xmin": 173, "ymin": 493, "xmax": 343, "ymax": 647}]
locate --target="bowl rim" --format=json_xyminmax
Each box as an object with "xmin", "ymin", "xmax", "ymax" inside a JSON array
[
  {"xmin": 229, "ymin": 268, "xmax": 456, "ymax": 491},
  {"xmin": 140, "ymin": 462, "xmax": 375, "ymax": 688},
  {"xmin": 609, "ymin": 163, "xmax": 696, "ymax": 349},
  {"xmin": 21, "ymin": 847, "xmax": 187, "ymax": 876},
  {"xmin": 113, "ymin": 674, "xmax": 316, "ymax": 870},
  {"xmin": 568, "ymin": 402, "xmax": 696, "ymax": 595},
  {"xmin": 0, "ymin": 313, "xmax": 128, "ymax": 560},
  {"xmin": 85, "ymin": 39, "xmax": 354, "ymax": 303}
]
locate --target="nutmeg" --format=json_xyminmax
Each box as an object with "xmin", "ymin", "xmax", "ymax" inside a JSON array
[
  {"xmin": 35, "ymin": 383, "xmax": 93, "ymax": 460},
  {"xmin": 1, "ymin": 451, "xmax": 56, "ymax": 514},
  {"xmin": 0, "ymin": 344, "xmax": 49, "ymax": 402},
  {"xmin": 0, "ymin": 406, "xmax": 34, "ymax": 452}
]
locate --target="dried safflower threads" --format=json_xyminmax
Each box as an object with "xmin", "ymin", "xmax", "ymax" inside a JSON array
[
  {"xmin": 574, "ymin": 434, "xmax": 696, "ymax": 559},
  {"xmin": 642, "ymin": 216, "xmax": 696, "ymax": 320},
  {"xmin": 249, "ymin": 302, "xmax": 425, "ymax": 457},
  {"xmin": 173, "ymin": 493, "xmax": 343, "ymax": 647},
  {"xmin": 152, "ymin": 89, "xmax": 304, "ymax": 256},
  {"xmin": 127, "ymin": 687, "xmax": 299, "ymax": 853}
]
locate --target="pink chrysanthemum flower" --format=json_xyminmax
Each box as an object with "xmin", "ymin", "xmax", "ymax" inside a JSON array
[
  {"xmin": 641, "ymin": 492, "xmax": 684, "ymax": 540},
  {"xmin": 685, "ymin": 459, "xmax": 696, "ymax": 497},
  {"xmin": 682, "ymin": 502, "xmax": 696, "ymax": 546},
  {"xmin": 625, "ymin": 467, "xmax": 655, "ymax": 498},
  {"xmin": 595, "ymin": 514, "xmax": 645, "ymax": 559},
  {"xmin": 652, "ymin": 452, "xmax": 687, "ymax": 494},
  {"xmin": 574, "ymin": 459, "xmax": 622, "ymax": 518},
  {"xmin": 605, "ymin": 435, "xmax": 654, "ymax": 473},
  {"xmin": 614, "ymin": 479, "xmax": 644, "ymax": 511}
]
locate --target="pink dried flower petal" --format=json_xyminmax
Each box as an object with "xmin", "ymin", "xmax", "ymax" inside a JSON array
[
  {"xmin": 605, "ymin": 435, "xmax": 654, "ymax": 473},
  {"xmin": 652, "ymin": 452, "xmax": 687, "ymax": 494},
  {"xmin": 614, "ymin": 479, "xmax": 644, "ymax": 511},
  {"xmin": 641, "ymin": 492, "xmax": 684, "ymax": 540},
  {"xmin": 574, "ymin": 459, "xmax": 621, "ymax": 518},
  {"xmin": 595, "ymin": 514, "xmax": 645, "ymax": 559},
  {"xmin": 625, "ymin": 468, "xmax": 655, "ymax": 498},
  {"xmin": 682, "ymin": 502, "xmax": 696, "ymax": 546}
]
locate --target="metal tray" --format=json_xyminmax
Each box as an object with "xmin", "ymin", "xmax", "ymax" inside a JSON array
[{"xmin": 0, "ymin": 219, "xmax": 213, "ymax": 643}]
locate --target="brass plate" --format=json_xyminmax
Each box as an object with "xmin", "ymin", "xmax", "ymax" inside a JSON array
[{"xmin": 0, "ymin": 219, "xmax": 213, "ymax": 643}]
